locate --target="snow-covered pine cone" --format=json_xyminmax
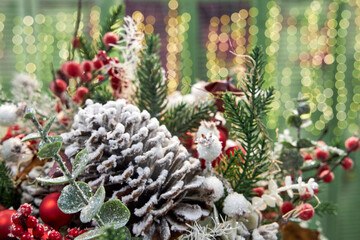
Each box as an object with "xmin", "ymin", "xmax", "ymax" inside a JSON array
[{"xmin": 62, "ymin": 99, "xmax": 210, "ymax": 239}]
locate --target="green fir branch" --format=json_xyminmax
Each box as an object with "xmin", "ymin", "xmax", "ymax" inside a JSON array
[
  {"xmin": 161, "ymin": 101, "xmax": 215, "ymax": 137},
  {"xmin": 221, "ymin": 47, "xmax": 274, "ymax": 199},
  {"xmin": 309, "ymin": 200, "xmax": 338, "ymax": 217},
  {"xmin": 78, "ymin": 35, "xmax": 96, "ymax": 60},
  {"xmin": 135, "ymin": 34, "xmax": 167, "ymax": 120},
  {"xmin": 0, "ymin": 162, "xmax": 20, "ymax": 208},
  {"xmin": 98, "ymin": 4, "xmax": 124, "ymax": 50},
  {"xmin": 89, "ymin": 84, "xmax": 114, "ymax": 104}
]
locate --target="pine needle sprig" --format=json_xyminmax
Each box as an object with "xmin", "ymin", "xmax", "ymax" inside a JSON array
[
  {"xmin": 161, "ymin": 101, "xmax": 215, "ymax": 137},
  {"xmin": 98, "ymin": 4, "xmax": 124, "ymax": 50},
  {"xmin": 0, "ymin": 162, "xmax": 20, "ymax": 208},
  {"xmin": 221, "ymin": 47, "xmax": 274, "ymax": 198},
  {"xmin": 78, "ymin": 35, "xmax": 96, "ymax": 60},
  {"xmin": 135, "ymin": 34, "xmax": 167, "ymax": 120}
]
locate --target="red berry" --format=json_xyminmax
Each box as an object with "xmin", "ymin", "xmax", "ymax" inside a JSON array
[
  {"xmin": 81, "ymin": 60, "xmax": 93, "ymax": 72},
  {"xmin": 68, "ymin": 228, "xmax": 79, "ymax": 237},
  {"xmin": 80, "ymin": 72, "xmax": 92, "ymax": 83},
  {"xmin": 103, "ymin": 32, "xmax": 119, "ymax": 47},
  {"xmin": 280, "ymin": 201, "xmax": 295, "ymax": 215},
  {"xmin": 75, "ymin": 87, "xmax": 89, "ymax": 100},
  {"xmin": 300, "ymin": 189, "xmax": 312, "ymax": 201},
  {"xmin": 96, "ymin": 50, "xmax": 107, "ymax": 60},
  {"xmin": 48, "ymin": 231, "xmax": 62, "ymax": 240},
  {"xmin": 110, "ymin": 76, "xmax": 121, "ymax": 90},
  {"xmin": 61, "ymin": 61, "xmax": 70, "ymax": 75},
  {"xmin": 298, "ymin": 203, "xmax": 314, "ymax": 221},
  {"xmin": 252, "ymin": 187, "xmax": 264, "ymax": 197},
  {"xmin": 315, "ymin": 148, "xmax": 329, "ymax": 161},
  {"xmin": 345, "ymin": 136, "xmax": 360, "ymax": 152},
  {"xmin": 11, "ymin": 213, "xmax": 21, "ymax": 225},
  {"xmin": 71, "ymin": 36, "xmax": 81, "ymax": 49},
  {"xmin": 341, "ymin": 157, "xmax": 354, "ymax": 170},
  {"xmin": 313, "ymin": 188, "xmax": 319, "ymax": 195},
  {"xmin": 303, "ymin": 153, "xmax": 313, "ymax": 161},
  {"xmin": 11, "ymin": 224, "xmax": 24, "ymax": 237},
  {"xmin": 65, "ymin": 61, "xmax": 82, "ymax": 78},
  {"xmin": 26, "ymin": 216, "xmax": 38, "ymax": 228},
  {"xmin": 21, "ymin": 232, "xmax": 33, "ymax": 240},
  {"xmin": 33, "ymin": 224, "xmax": 45, "ymax": 238},
  {"xmin": 20, "ymin": 204, "xmax": 33, "ymax": 217},
  {"xmin": 92, "ymin": 58, "xmax": 103, "ymax": 70},
  {"xmin": 319, "ymin": 170, "xmax": 334, "ymax": 183},
  {"xmin": 50, "ymin": 79, "xmax": 67, "ymax": 94},
  {"xmin": 98, "ymin": 76, "xmax": 105, "ymax": 81}
]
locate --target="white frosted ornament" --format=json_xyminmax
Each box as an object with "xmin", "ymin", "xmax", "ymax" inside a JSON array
[
  {"xmin": 196, "ymin": 132, "xmax": 222, "ymax": 163},
  {"xmin": 196, "ymin": 121, "xmax": 220, "ymax": 139},
  {"xmin": 223, "ymin": 192, "xmax": 252, "ymax": 218},
  {"xmin": 0, "ymin": 103, "xmax": 18, "ymax": 126},
  {"xmin": 191, "ymin": 81, "xmax": 209, "ymax": 100},
  {"xmin": 202, "ymin": 176, "xmax": 224, "ymax": 202}
]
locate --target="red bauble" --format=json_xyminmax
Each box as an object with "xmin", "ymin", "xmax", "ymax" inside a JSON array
[
  {"xmin": 341, "ymin": 157, "xmax": 354, "ymax": 170},
  {"xmin": 217, "ymin": 126, "xmax": 228, "ymax": 151},
  {"xmin": 298, "ymin": 203, "xmax": 314, "ymax": 221},
  {"xmin": 0, "ymin": 209, "xmax": 17, "ymax": 239},
  {"xmin": 225, "ymin": 146, "xmax": 246, "ymax": 159},
  {"xmin": 103, "ymin": 32, "xmax": 119, "ymax": 47},
  {"xmin": 345, "ymin": 136, "xmax": 360, "ymax": 152},
  {"xmin": 39, "ymin": 193, "xmax": 73, "ymax": 229}
]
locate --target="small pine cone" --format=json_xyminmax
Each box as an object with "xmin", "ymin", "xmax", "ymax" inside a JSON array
[{"xmin": 62, "ymin": 99, "xmax": 210, "ymax": 239}]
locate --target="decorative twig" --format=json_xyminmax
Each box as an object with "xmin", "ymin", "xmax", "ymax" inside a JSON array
[{"xmin": 69, "ymin": 0, "xmax": 82, "ymax": 61}]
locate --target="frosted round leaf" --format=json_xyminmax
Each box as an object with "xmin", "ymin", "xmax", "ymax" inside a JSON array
[
  {"xmin": 58, "ymin": 181, "xmax": 92, "ymax": 214},
  {"xmin": 99, "ymin": 199, "xmax": 130, "ymax": 229}
]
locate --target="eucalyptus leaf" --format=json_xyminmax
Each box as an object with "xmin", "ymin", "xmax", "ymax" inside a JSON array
[
  {"xmin": 48, "ymin": 135, "xmax": 63, "ymax": 143},
  {"xmin": 74, "ymin": 228, "xmax": 104, "ymax": 240},
  {"xmin": 36, "ymin": 176, "xmax": 70, "ymax": 185},
  {"xmin": 280, "ymin": 149, "xmax": 303, "ymax": 170},
  {"xmin": 43, "ymin": 115, "xmax": 56, "ymax": 136},
  {"xmin": 297, "ymin": 139, "xmax": 314, "ymax": 148},
  {"xmin": 58, "ymin": 181, "xmax": 92, "ymax": 214},
  {"xmin": 99, "ymin": 199, "xmax": 130, "ymax": 229},
  {"xmin": 37, "ymin": 141, "xmax": 62, "ymax": 159},
  {"xmin": 21, "ymin": 132, "xmax": 41, "ymax": 142},
  {"xmin": 72, "ymin": 148, "xmax": 89, "ymax": 178},
  {"xmin": 80, "ymin": 186, "xmax": 105, "ymax": 223},
  {"xmin": 24, "ymin": 108, "xmax": 36, "ymax": 119},
  {"xmin": 287, "ymin": 115, "xmax": 302, "ymax": 128}
]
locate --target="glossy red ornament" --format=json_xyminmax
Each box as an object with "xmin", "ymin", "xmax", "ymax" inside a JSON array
[
  {"xmin": 217, "ymin": 126, "xmax": 228, "ymax": 151},
  {"xmin": 39, "ymin": 193, "xmax": 73, "ymax": 230},
  {"xmin": 0, "ymin": 209, "xmax": 17, "ymax": 239}
]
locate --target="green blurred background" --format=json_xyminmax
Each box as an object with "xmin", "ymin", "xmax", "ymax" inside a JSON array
[{"xmin": 0, "ymin": 0, "xmax": 359, "ymax": 238}]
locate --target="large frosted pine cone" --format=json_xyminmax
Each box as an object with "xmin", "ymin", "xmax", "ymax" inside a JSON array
[{"xmin": 62, "ymin": 99, "xmax": 210, "ymax": 239}]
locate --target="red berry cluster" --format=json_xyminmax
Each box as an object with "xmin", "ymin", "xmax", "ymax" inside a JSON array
[
  {"xmin": 9, "ymin": 204, "xmax": 50, "ymax": 240},
  {"xmin": 9, "ymin": 204, "xmax": 88, "ymax": 240}
]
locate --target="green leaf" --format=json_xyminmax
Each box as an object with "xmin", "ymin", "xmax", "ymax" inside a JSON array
[
  {"xmin": 58, "ymin": 181, "xmax": 92, "ymax": 214},
  {"xmin": 281, "ymin": 141, "xmax": 296, "ymax": 148},
  {"xmin": 24, "ymin": 108, "xmax": 36, "ymax": 119},
  {"xmin": 37, "ymin": 141, "xmax": 62, "ymax": 159},
  {"xmin": 75, "ymin": 228, "xmax": 104, "ymax": 240},
  {"xmin": 99, "ymin": 226, "xmax": 132, "ymax": 240},
  {"xmin": 80, "ymin": 186, "xmax": 105, "ymax": 223},
  {"xmin": 21, "ymin": 133, "xmax": 41, "ymax": 142},
  {"xmin": 36, "ymin": 176, "xmax": 70, "ymax": 185},
  {"xmin": 280, "ymin": 149, "xmax": 303, "ymax": 170},
  {"xmin": 48, "ymin": 135, "xmax": 63, "ymax": 142},
  {"xmin": 297, "ymin": 139, "xmax": 314, "ymax": 148},
  {"xmin": 287, "ymin": 115, "xmax": 302, "ymax": 128},
  {"xmin": 72, "ymin": 149, "xmax": 89, "ymax": 178},
  {"xmin": 43, "ymin": 115, "xmax": 56, "ymax": 136},
  {"xmin": 99, "ymin": 199, "xmax": 130, "ymax": 229}
]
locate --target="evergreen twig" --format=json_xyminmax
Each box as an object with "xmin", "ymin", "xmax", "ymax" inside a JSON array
[
  {"xmin": 220, "ymin": 47, "xmax": 274, "ymax": 198},
  {"xmin": 161, "ymin": 101, "xmax": 215, "ymax": 137},
  {"xmin": 98, "ymin": 4, "xmax": 124, "ymax": 50},
  {"xmin": 69, "ymin": 0, "xmax": 82, "ymax": 61},
  {"xmin": 0, "ymin": 162, "xmax": 20, "ymax": 208},
  {"xmin": 78, "ymin": 35, "xmax": 96, "ymax": 60},
  {"xmin": 135, "ymin": 34, "xmax": 167, "ymax": 120}
]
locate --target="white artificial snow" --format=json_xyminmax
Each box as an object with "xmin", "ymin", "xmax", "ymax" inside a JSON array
[
  {"xmin": 160, "ymin": 181, "xmax": 184, "ymax": 199},
  {"xmin": 202, "ymin": 176, "xmax": 224, "ymax": 202},
  {"xmin": 173, "ymin": 203, "xmax": 204, "ymax": 221},
  {"xmin": 134, "ymin": 195, "xmax": 158, "ymax": 217},
  {"xmin": 196, "ymin": 132, "xmax": 222, "ymax": 162},
  {"xmin": 191, "ymin": 81, "xmax": 210, "ymax": 101},
  {"xmin": 223, "ymin": 192, "xmax": 252, "ymax": 218},
  {"xmin": 0, "ymin": 103, "xmax": 18, "ymax": 126},
  {"xmin": 252, "ymin": 229, "xmax": 265, "ymax": 240}
]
